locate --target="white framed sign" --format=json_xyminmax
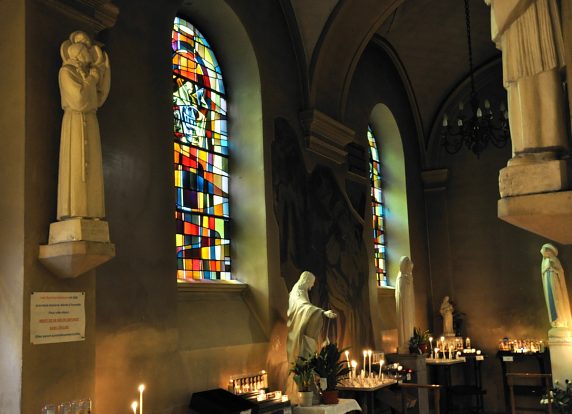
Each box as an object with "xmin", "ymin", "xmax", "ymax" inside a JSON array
[{"xmin": 30, "ymin": 292, "xmax": 85, "ymax": 344}]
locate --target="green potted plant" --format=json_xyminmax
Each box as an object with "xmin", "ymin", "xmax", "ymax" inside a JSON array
[
  {"xmin": 289, "ymin": 355, "xmax": 315, "ymax": 407},
  {"xmin": 408, "ymin": 327, "xmax": 430, "ymax": 355},
  {"xmin": 310, "ymin": 343, "xmax": 350, "ymax": 404}
]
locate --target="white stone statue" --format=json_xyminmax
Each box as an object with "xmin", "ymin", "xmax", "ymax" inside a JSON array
[
  {"xmin": 57, "ymin": 31, "xmax": 110, "ymax": 220},
  {"xmin": 541, "ymin": 243, "xmax": 572, "ymax": 337},
  {"xmin": 440, "ymin": 296, "xmax": 454, "ymax": 337},
  {"xmin": 395, "ymin": 256, "xmax": 415, "ymax": 353},
  {"xmin": 485, "ymin": 0, "xmax": 568, "ymax": 163},
  {"xmin": 286, "ymin": 271, "xmax": 337, "ymax": 401},
  {"xmin": 287, "ymin": 271, "xmax": 337, "ymax": 364}
]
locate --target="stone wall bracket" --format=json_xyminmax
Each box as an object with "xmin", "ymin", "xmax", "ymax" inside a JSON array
[
  {"xmin": 299, "ymin": 109, "xmax": 355, "ymax": 164},
  {"xmin": 39, "ymin": 218, "xmax": 115, "ymax": 278}
]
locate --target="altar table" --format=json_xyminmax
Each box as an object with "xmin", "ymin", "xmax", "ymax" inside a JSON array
[
  {"xmin": 338, "ymin": 379, "xmax": 397, "ymax": 414},
  {"xmin": 292, "ymin": 398, "xmax": 361, "ymax": 414}
]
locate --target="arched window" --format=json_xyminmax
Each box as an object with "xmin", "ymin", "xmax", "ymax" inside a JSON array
[
  {"xmin": 172, "ymin": 17, "xmax": 230, "ymax": 281},
  {"xmin": 367, "ymin": 126, "xmax": 387, "ymax": 286}
]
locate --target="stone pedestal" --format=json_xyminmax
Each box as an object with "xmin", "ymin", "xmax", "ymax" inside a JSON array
[
  {"xmin": 498, "ymin": 191, "xmax": 572, "ymax": 244},
  {"xmin": 548, "ymin": 334, "xmax": 572, "ymax": 386},
  {"xmin": 39, "ymin": 218, "xmax": 115, "ymax": 278},
  {"xmin": 499, "ymin": 159, "xmax": 570, "ymax": 198}
]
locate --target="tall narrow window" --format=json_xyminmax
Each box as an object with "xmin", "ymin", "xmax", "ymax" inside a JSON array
[
  {"xmin": 367, "ymin": 126, "xmax": 387, "ymax": 286},
  {"xmin": 172, "ymin": 17, "xmax": 230, "ymax": 281}
]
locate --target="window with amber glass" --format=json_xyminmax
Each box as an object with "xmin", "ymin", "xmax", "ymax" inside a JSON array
[
  {"xmin": 172, "ymin": 17, "xmax": 230, "ymax": 280},
  {"xmin": 367, "ymin": 126, "xmax": 388, "ymax": 286}
]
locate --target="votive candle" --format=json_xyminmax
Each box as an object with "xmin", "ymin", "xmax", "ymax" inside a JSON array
[
  {"xmin": 368, "ymin": 350, "xmax": 372, "ymax": 377},
  {"xmin": 138, "ymin": 384, "xmax": 145, "ymax": 414}
]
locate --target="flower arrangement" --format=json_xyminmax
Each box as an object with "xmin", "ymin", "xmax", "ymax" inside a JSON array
[
  {"xmin": 408, "ymin": 327, "xmax": 430, "ymax": 354},
  {"xmin": 541, "ymin": 380, "xmax": 572, "ymax": 413}
]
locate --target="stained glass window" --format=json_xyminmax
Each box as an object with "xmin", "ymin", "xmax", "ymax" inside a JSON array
[
  {"xmin": 367, "ymin": 126, "xmax": 387, "ymax": 286},
  {"xmin": 172, "ymin": 17, "xmax": 231, "ymax": 281}
]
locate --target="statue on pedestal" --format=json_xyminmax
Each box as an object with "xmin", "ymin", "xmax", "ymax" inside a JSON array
[
  {"xmin": 58, "ymin": 31, "xmax": 110, "ymax": 220},
  {"xmin": 395, "ymin": 256, "xmax": 415, "ymax": 353},
  {"xmin": 485, "ymin": 0, "xmax": 568, "ymax": 164},
  {"xmin": 440, "ymin": 296, "xmax": 455, "ymax": 337},
  {"xmin": 541, "ymin": 243, "xmax": 572, "ymax": 337}
]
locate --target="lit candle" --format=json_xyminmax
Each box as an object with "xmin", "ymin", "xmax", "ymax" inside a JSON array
[
  {"xmin": 380, "ymin": 360, "xmax": 384, "ymax": 381},
  {"xmin": 466, "ymin": 337, "xmax": 471, "ymax": 349},
  {"xmin": 440, "ymin": 336, "xmax": 445, "ymax": 350},
  {"xmin": 429, "ymin": 337, "xmax": 433, "ymax": 358},
  {"xmin": 363, "ymin": 350, "xmax": 367, "ymax": 373},
  {"xmin": 351, "ymin": 360, "xmax": 357, "ymax": 380},
  {"xmin": 345, "ymin": 350, "xmax": 350, "ymax": 370},
  {"xmin": 368, "ymin": 350, "xmax": 372, "ymax": 377},
  {"xmin": 131, "ymin": 401, "xmax": 138, "ymax": 414},
  {"xmin": 138, "ymin": 384, "xmax": 145, "ymax": 414}
]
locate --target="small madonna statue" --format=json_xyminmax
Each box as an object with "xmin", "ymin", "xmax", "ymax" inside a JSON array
[{"xmin": 440, "ymin": 296, "xmax": 455, "ymax": 337}]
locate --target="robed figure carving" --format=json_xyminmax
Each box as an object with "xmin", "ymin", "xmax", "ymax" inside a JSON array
[
  {"xmin": 541, "ymin": 243, "xmax": 572, "ymax": 337},
  {"xmin": 395, "ymin": 256, "xmax": 415, "ymax": 354},
  {"xmin": 286, "ymin": 271, "xmax": 337, "ymax": 399},
  {"xmin": 485, "ymin": 0, "xmax": 567, "ymax": 162},
  {"xmin": 440, "ymin": 296, "xmax": 455, "ymax": 337},
  {"xmin": 58, "ymin": 31, "xmax": 110, "ymax": 220}
]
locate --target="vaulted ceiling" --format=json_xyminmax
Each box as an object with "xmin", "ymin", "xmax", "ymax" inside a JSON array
[{"xmin": 288, "ymin": 0, "xmax": 501, "ymax": 137}]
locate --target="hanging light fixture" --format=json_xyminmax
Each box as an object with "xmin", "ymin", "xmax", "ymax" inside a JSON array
[{"xmin": 441, "ymin": 0, "xmax": 510, "ymax": 157}]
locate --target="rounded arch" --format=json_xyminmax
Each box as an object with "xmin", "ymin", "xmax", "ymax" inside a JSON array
[
  {"xmin": 369, "ymin": 104, "xmax": 410, "ymax": 285},
  {"xmin": 178, "ymin": 0, "xmax": 270, "ymax": 323},
  {"xmin": 309, "ymin": 0, "xmax": 405, "ymax": 120}
]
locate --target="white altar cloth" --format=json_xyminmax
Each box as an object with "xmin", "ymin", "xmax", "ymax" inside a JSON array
[{"xmin": 293, "ymin": 398, "xmax": 361, "ymax": 414}]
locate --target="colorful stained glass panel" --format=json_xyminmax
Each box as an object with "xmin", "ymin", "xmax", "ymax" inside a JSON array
[
  {"xmin": 368, "ymin": 126, "xmax": 388, "ymax": 286},
  {"xmin": 173, "ymin": 17, "xmax": 231, "ymax": 281}
]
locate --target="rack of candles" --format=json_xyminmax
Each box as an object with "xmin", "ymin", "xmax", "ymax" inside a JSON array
[
  {"xmin": 498, "ymin": 338, "xmax": 545, "ymax": 353},
  {"xmin": 344, "ymin": 350, "xmax": 386, "ymax": 380},
  {"xmin": 228, "ymin": 370, "xmax": 268, "ymax": 395},
  {"xmin": 42, "ymin": 399, "xmax": 92, "ymax": 414}
]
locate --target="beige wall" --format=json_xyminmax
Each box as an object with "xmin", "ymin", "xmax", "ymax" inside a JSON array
[
  {"xmin": 0, "ymin": 0, "xmax": 25, "ymax": 412},
  {"xmin": 4, "ymin": 1, "xmax": 564, "ymax": 413},
  {"xmin": 424, "ymin": 73, "xmax": 562, "ymax": 411}
]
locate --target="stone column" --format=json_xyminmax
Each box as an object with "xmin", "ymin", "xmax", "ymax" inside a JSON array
[{"xmin": 421, "ymin": 169, "xmax": 453, "ymax": 330}]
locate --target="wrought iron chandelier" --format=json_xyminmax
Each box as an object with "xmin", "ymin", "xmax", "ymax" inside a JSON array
[{"xmin": 440, "ymin": 0, "xmax": 510, "ymax": 157}]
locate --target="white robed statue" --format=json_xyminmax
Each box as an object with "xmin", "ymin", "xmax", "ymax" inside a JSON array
[
  {"xmin": 58, "ymin": 31, "xmax": 110, "ymax": 220},
  {"xmin": 286, "ymin": 271, "xmax": 337, "ymax": 399},
  {"xmin": 395, "ymin": 256, "xmax": 415, "ymax": 353},
  {"xmin": 440, "ymin": 296, "xmax": 455, "ymax": 337},
  {"xmin": 541, "ymin": 243, "xmax": 572, "ymax": 337}
]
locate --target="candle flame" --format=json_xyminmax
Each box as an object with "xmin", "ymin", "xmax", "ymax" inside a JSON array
[
  {"xmin": 131, "ymin": 401, "xmax": 138, "ymax": 413},
  {"xmin": 138, "ymin": 384, "xmax": 146, "ymax": 393}
]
